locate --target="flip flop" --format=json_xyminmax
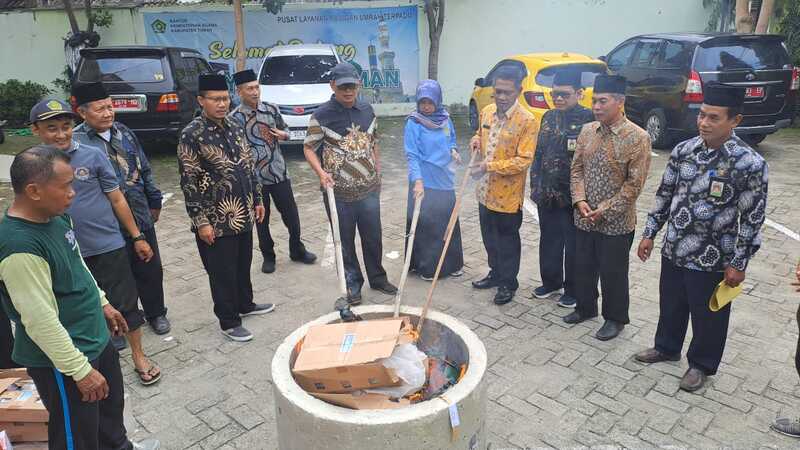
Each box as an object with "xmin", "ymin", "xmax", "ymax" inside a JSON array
[{"xmin": 134, "ymin": 365, "xmax": 162, "ymax": 386}]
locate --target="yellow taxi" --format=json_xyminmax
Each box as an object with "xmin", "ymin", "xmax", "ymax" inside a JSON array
[{"xmin": 469, "ymin": 52, "xmax": 608, "ymax": 129}]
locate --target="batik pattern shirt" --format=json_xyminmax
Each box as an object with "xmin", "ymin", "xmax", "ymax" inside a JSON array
[
  {"xmin": 530, "ymin": 105, "xmax": 594, "ymax": 208},
  {"xmin": 642, "ymin": 134, "xmax": 768, "ymax": 272},
  {"xmin": 473, "ymin": 102, "xmax": 537, "ymax": 213},
  {"xmin": 571, "ymin": 117, "xmax": 651, "ymax": 235},
  {"xmin": 178, "ymin": 115, "xmax": 262, "ymax": 237},
  {"xmin": 305, "ymin": 95, "xmax": 380, "ymax": 202},
  {"xmin": 73, "ymin": 121, "xmax": 162, "ymax": 234},
  {"xmin": 229, "ymin": 101, "xmax": 289, "ymax": 186}
]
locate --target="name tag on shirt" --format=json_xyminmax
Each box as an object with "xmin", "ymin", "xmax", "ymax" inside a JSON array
[
  {"xmin": 709, "ymin": 174, "xmax": 727, "ymax": 198},
  {"xmin": 567, "ymin": 138, "xmax": 578, "ymax": 153}
]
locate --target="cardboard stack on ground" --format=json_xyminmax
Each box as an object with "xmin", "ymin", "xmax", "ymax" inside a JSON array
[
  {"xmin": 0, "ymin": 369, "xmax": 48, "ymax": 444},
  {"xmin": 0, "ymin": 155, "xmax": 13, "ymax": 183}
]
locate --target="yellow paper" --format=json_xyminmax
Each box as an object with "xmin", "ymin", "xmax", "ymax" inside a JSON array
[{"xmin": 709, "ymin": 281, "xmax": 743, "ymax": 312}]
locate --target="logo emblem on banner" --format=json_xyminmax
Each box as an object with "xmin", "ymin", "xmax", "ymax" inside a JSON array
[{"xmin": 151, "ymin": 19, "xmax": 167, "ymax": 34}]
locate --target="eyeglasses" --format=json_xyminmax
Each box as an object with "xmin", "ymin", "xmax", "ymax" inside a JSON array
[
  {"xmin": 336, "ymin": 84, "xmax": 358, "ymax": 92},
  {"xmin": 203, "ymin": 96, "xmax": 230, "ymax": 104},
  {"xmin": 551, "ymin": 90, "xmax": 575, "ymax": 99}
]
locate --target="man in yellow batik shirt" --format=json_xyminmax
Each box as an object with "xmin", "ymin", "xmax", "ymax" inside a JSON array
[{"xmin": 470, "ymin": 67, "xmax": 538, "ymax": 305}]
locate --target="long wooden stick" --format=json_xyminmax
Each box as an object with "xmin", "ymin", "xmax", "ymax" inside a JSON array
[
  {"xmin": 416, "ymin": 150, "xmax": 478, "ymax": 334},
  {"xmin": 326, "ymin": 186, "xmax": 347, "ymax": 299},
  {"xmin": 393, "ymin": 195, "xmax": 422, "ymax": 317}
]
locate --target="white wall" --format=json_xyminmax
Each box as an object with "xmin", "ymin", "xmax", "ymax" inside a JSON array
[{"xmin": 423, "ymin": 0, "xmax": 711, "ymax": 106}]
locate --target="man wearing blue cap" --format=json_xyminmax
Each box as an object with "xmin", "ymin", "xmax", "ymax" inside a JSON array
[
  {"xmin": 529, "ymin": 69, "xmax": 594, "ymax": 309},
  {"xmin": 229, "ymin": 69, "xmax": 317, "ymax": 274},
  {"xmin": 635, "ymin": 82, "xmax": 768, "ymax": 392},
  {"xmin": 564, "ymin": 74, "xmax": 652, "ymax": 341}
]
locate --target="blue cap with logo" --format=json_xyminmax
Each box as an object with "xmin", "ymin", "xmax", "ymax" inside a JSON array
[{"xmin": 29, "ymin": 99, "xmax": 76, "ymax": 124}]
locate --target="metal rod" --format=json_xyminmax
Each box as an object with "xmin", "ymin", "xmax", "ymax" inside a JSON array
[
  {"xmin": 393, "ymin": 195, "xmax": 422, "ymax": 318},
  {"xmin": 326, "ymin": 186, "xmax": 347, "ymax": 298}
]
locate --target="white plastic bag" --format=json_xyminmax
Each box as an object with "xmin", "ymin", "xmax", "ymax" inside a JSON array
[{"xmin": 365, "ymin": 343, "xmax": 427, "ymax": 398}]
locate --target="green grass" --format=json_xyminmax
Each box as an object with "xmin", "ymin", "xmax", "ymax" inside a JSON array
[{"xmin": 0, "ymin": 134, "xmax": 40, "ymax": 156}]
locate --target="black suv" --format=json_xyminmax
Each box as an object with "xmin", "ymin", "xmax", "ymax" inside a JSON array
[
  {"xmin": 602, "ymin": 33, "xmax": 798, "ymax": 147},
  {"xmin": 72, "ymin": 46, "xmax": 213, "ymax": 146}
]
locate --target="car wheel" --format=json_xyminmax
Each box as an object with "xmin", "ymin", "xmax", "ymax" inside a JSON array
[
  {"xmin": 469, "ymin": 101, "xmax": 479, "ymax": 131},
  {"xmin": 645, "ymin": 109, "xmax": 671, "ymax": 149},
  {"xmin": 741, "ymin": 134, "xmax": 766, "ymax": 146}
]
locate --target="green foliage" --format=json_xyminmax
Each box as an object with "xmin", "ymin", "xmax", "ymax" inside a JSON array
[
  {"xmin": 0, "ymin": 80, "xmax": 52, "ymax": 128},
  {"xmin": 89, "ymin": 9, "xmax": 113, "ymax": 29},
  {"xmin": 777, "ymin": 0, "xmax": 800, "ymax": 65},
  {"xmin": 52, "ymin": 66, "xmax": 74, "ymax": 96},
  {"xmin": 260, "ymin": 0, "xmax": 286, "ymax": 14}
]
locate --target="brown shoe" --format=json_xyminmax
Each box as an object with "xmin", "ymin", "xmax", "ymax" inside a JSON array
[
  {"xmin": 634, "ymin": 348, "xmax": 680, "ymax": 364},
  {"xmin": 679, "ymin": 367, "xmax": 707, "ymax": 392}
]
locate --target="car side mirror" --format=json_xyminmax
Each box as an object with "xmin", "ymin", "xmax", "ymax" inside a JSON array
[
  {"xmin": 475, "ymin": 77, "xmax": 485, "ymax": 87},
  {"xmin": 598, "ymin": 55, "xmax": 607, "ymax": 62}
]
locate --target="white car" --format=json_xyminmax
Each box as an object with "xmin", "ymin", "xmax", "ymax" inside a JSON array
[{"xmin": 258, "ymin": 44, "xmax": 342, "ymax": 144}]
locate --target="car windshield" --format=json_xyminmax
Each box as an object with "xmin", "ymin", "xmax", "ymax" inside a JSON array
[
  {"xmin": 259, "ymin": 55, "xmax": 338, "ymax": 85},
  {"xmin": 695, "ymin": 40, "xmax": 790, "ymax": 71},
  {"xmin": 78, "ymin": 56, "xmax": 166, "ymax": 83},
  {"xmin": 534, "ymin": 64, "xmax": 607, "ymax": 88}
]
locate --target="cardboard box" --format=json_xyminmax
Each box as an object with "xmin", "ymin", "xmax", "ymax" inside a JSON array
[
  {"xmin": 0, "ymin": 369, "xmax": 48, "ymax": 443},
  {"xmin": 311, "ymin": 391, "xmax": 411, "ymax": 410},
  {"xmin": 292, "ymin": 319, "xmax": 406, "ymax": 394}
]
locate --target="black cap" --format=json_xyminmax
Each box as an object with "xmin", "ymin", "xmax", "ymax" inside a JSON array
[
  {"xmin": 703, "ymin": 82, "xmax": 745, "ymax": 108},
  {"xmin": 553, "ymin": 69, "xmax": 582, "ymax": 89},
  {"xmin": 331, "ymin": 62, "xmax": 360, "ymax": 86},
  {"xmin": 72, "ymin": 82, "xmax": 109, "ymax": 106},
  {"xmin": 199, "ymin": 74, "xmax": 228, "ymax": 92},
  {"xmin": 29, "ymin": 99, "xmax": 76, "ymax": 124},
  {"xmin": 594, "ymin": 75, "xmax": 627, "ymax": 95},
  {"xmin": 233, "ymin": 69, "xmax": 257, "ymax": 86}
]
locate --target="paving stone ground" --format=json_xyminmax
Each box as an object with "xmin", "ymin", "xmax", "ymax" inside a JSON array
[{"xmin": 5, "ymin": 120, "xmax": 800, "ymax": 449}]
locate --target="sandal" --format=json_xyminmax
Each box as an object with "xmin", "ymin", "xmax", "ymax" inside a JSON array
[{"xmin": 134, "ymin": 365, "xmax": 162, "ymax": 386}]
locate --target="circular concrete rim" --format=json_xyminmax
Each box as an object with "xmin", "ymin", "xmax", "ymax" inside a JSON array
[{"xmin": 271, "ymin": 305, "xmax": 488, "ymax": 425}]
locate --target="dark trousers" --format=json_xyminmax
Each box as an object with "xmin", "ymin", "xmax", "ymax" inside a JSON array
[
  {"xmin": 0, "ymin": 303, "xmax": 19, "ymax": 368},
  {"xmin": 574, "ymin": 229, "xmax": 634, "ymax": 323},
  {"xmin": 322, "ymin": 190, "xmax": 388, "ymax": 291},
  {"xmin": 257, "ymin": 180, "xmax": 306, "ymax": 261},
  {"xmin": 84, "ymin": 248, "xmax": 145, "ymax": 332},
  {"xmin": 655, "ymin": 258, "xmax": 729, "ymax": 375},
  {"xmin": 27, "ymin": 342, "xmax": 130, "ymax": 450},
  {"xmin": 479, "ymin": 204, "xmax": 523, "ymax": 291},
  {"xmin": 537, "ymin": 205, "xmax": 577, "ymax": 296},
  {"xmin": 196, "ymin": 232, "xmax": 257, "ymax": 330},
  {"xmin": 125, "ymin": 228, "xmax": 167, "ymax": 321}
]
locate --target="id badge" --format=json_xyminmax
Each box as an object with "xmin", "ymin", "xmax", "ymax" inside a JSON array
[
  {"xmin": 709, "ymin": 176, "xmax": 727, "ymax": 198},
  {"xmin": 567, "ymin": 138, "xmax": 577, "ymax": 153}
]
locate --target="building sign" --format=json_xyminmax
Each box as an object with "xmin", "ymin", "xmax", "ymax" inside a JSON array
[{"xmin": 144, "ymin": 6, "xmax": 419, "ymax": 103}]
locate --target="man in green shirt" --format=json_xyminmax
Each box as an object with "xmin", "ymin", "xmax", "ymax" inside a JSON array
[{"xmin": 0, "ymin": 145, "xmax": 159, "ymax": 450}]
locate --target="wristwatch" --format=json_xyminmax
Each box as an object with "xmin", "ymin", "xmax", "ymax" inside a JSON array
[{"xmin": 132, "ymin": 233, "xmax": 146, "ymax": 242}]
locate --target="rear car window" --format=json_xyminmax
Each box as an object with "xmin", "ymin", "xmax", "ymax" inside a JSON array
[
  {"xmin": 79, "ymin": 56, "xmax": 166, "ymax": 83},
  {"xmin": 535, "ymin": 64, "xmax": 607, "ymax": 88},
  {"xmin": 695, "ymin": 39, "xmax": 790, "ymax": 71},
  {"xmin": 259, "ymin": 55, "xmax": 338, "ymax": 85}
]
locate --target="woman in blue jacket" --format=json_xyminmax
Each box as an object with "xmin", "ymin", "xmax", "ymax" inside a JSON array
[{"xmin": 404, "ymin": 79, "xmax": 464, "ymax": 280}]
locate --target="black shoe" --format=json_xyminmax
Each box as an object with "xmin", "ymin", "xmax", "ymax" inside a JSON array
[
  {"xmin": 493, "ymin": 287, "xmax": 515, "ymax": 305},
  {"xmin": 371, "ymin": 280, "xmax": 397, "ymax": 295},
  {"xmin": 634, "ymin": 348, "xmax": 681, "ymax": 364},
  {"xmin": 562, "ymin": 311, "xmax": 594, "ymax": 324},
  {"xmin": 771, "ymin": 418, "xmax": 800, "ymax": 438},
  {"xmin": 149, "ymin": 316, "xmax": 171, "ymax": 335},
  {"xmin": 532, "ymin": 285, "xmax": 563, "ymax": 299},
  {"xmin": 261, "ymin": 259, "xmax": 276, "ymax": 274},
  {"xmin": 595, "ymin": 320, "xmax": 624, "ymax": 341},
  {"xmin": 112, "ymin": 335, "xmax": 127, "ymax": 351},
  {"xmin": 241, "ymin": 303, "xmax": 275, "ymax": 316},
  {"xmin": 472, "ymin": 275, "xmax": 499, "ymax": 290},
  {"xmin": 291, "ymin": 250, "xmax": 317, "ymax": 265},
  {"xmin": 347, "ymin": 286, "xmax": 362, "ymax": 305},
  {"xmin": 679, "ymin": 367, "xmax": 707, "ymax": 392}
]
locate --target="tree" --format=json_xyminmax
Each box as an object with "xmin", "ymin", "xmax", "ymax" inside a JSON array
[
  {"xmin": 423, "ymin": 0, "xmax": 445, "ymax": 80},
  {"xmin": 61, "ymin": 0, "xmax": 112, "ymax": 87},
  {"xmin": 231, "ymin": 0, "xmax": 286, "ymax": 71},
  {"xmin": 735, "ymin": 0, "xmax": 754, "ymax": 32},
  {"xmin": 702, "ymin": 0, "xmax": 734, "ymax": 32}
]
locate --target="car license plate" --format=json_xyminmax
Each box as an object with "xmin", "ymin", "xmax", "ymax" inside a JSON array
[
  {"xmin": 745, "ymin": 86, "xmax": 764, "ymax": 98},
  {"xmin": 289, "ymin": 130, "xmax": 307, "ymax": 141},
  {"xmin": 111, "ymin": 96, "xmax": 145, "ymax": 112}
]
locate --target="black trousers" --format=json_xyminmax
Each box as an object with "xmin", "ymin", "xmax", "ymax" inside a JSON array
[
  {"xmin": 322, "ymin": 190, "xmax": 388, "ymax": 291},
  {"xmin": 655, "ymin": 258, "xmax": 729, "ymax": 375},
  {"xmin": 479, "ymin": 204, "xmax": 523, "ymax": 291},
  {"xmin": 27, "ymin": 342, "xmax": 131, "ymax": 450},
  {"xmin": 0, "ymin": 303, "xmax": 19, "ymax": 368},
  {"xmin": 125, "ymin": 227, "xmax": 167, "ymax": 321},
  {"xmin": 84, "ymin": 248, "xmax": 145, "ymax": 332},
  {"xmin": 574, "ymin": 229, "xmax": 634, "ymax": 323},
  {"xmin": 196, "ymin": 232, "xmax": 256, "ymax": 330},
  {"xmin": 257, "ymin": 180, "xmax": 307, "ymax": 261},
  {"xmin": 537, "ymin": 205, "xmax": 577, "ymax": 296}
]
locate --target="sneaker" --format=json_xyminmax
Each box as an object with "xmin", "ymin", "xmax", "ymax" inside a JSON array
[
  {"xmin": 771, "ymin": 418, "xmax": 800, "ymax": 438},
  {"xmin": 557, "ymin": 294, "xmax": 577, "ymax": 308},
  {"xmin": 221, "ymin": 326, "xmax": 253, "ymax": 342},
  {"xmin": 420, "ymin": 274, "xmax": 434, "ymax": 281},
  {"xmin": 241, "ymin": 303, "xmax": 275, "ymax": 316},
  {"xmin": 532, "ymin": 285, "xmax": 563, "ymax": 299},
  {"xmin": 132, "ymin": 439, "xmax": 161, "ymax": 450},
  {"xmin": 449, "ymin": 269, "xmax": 464, "ymax": 278}
]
